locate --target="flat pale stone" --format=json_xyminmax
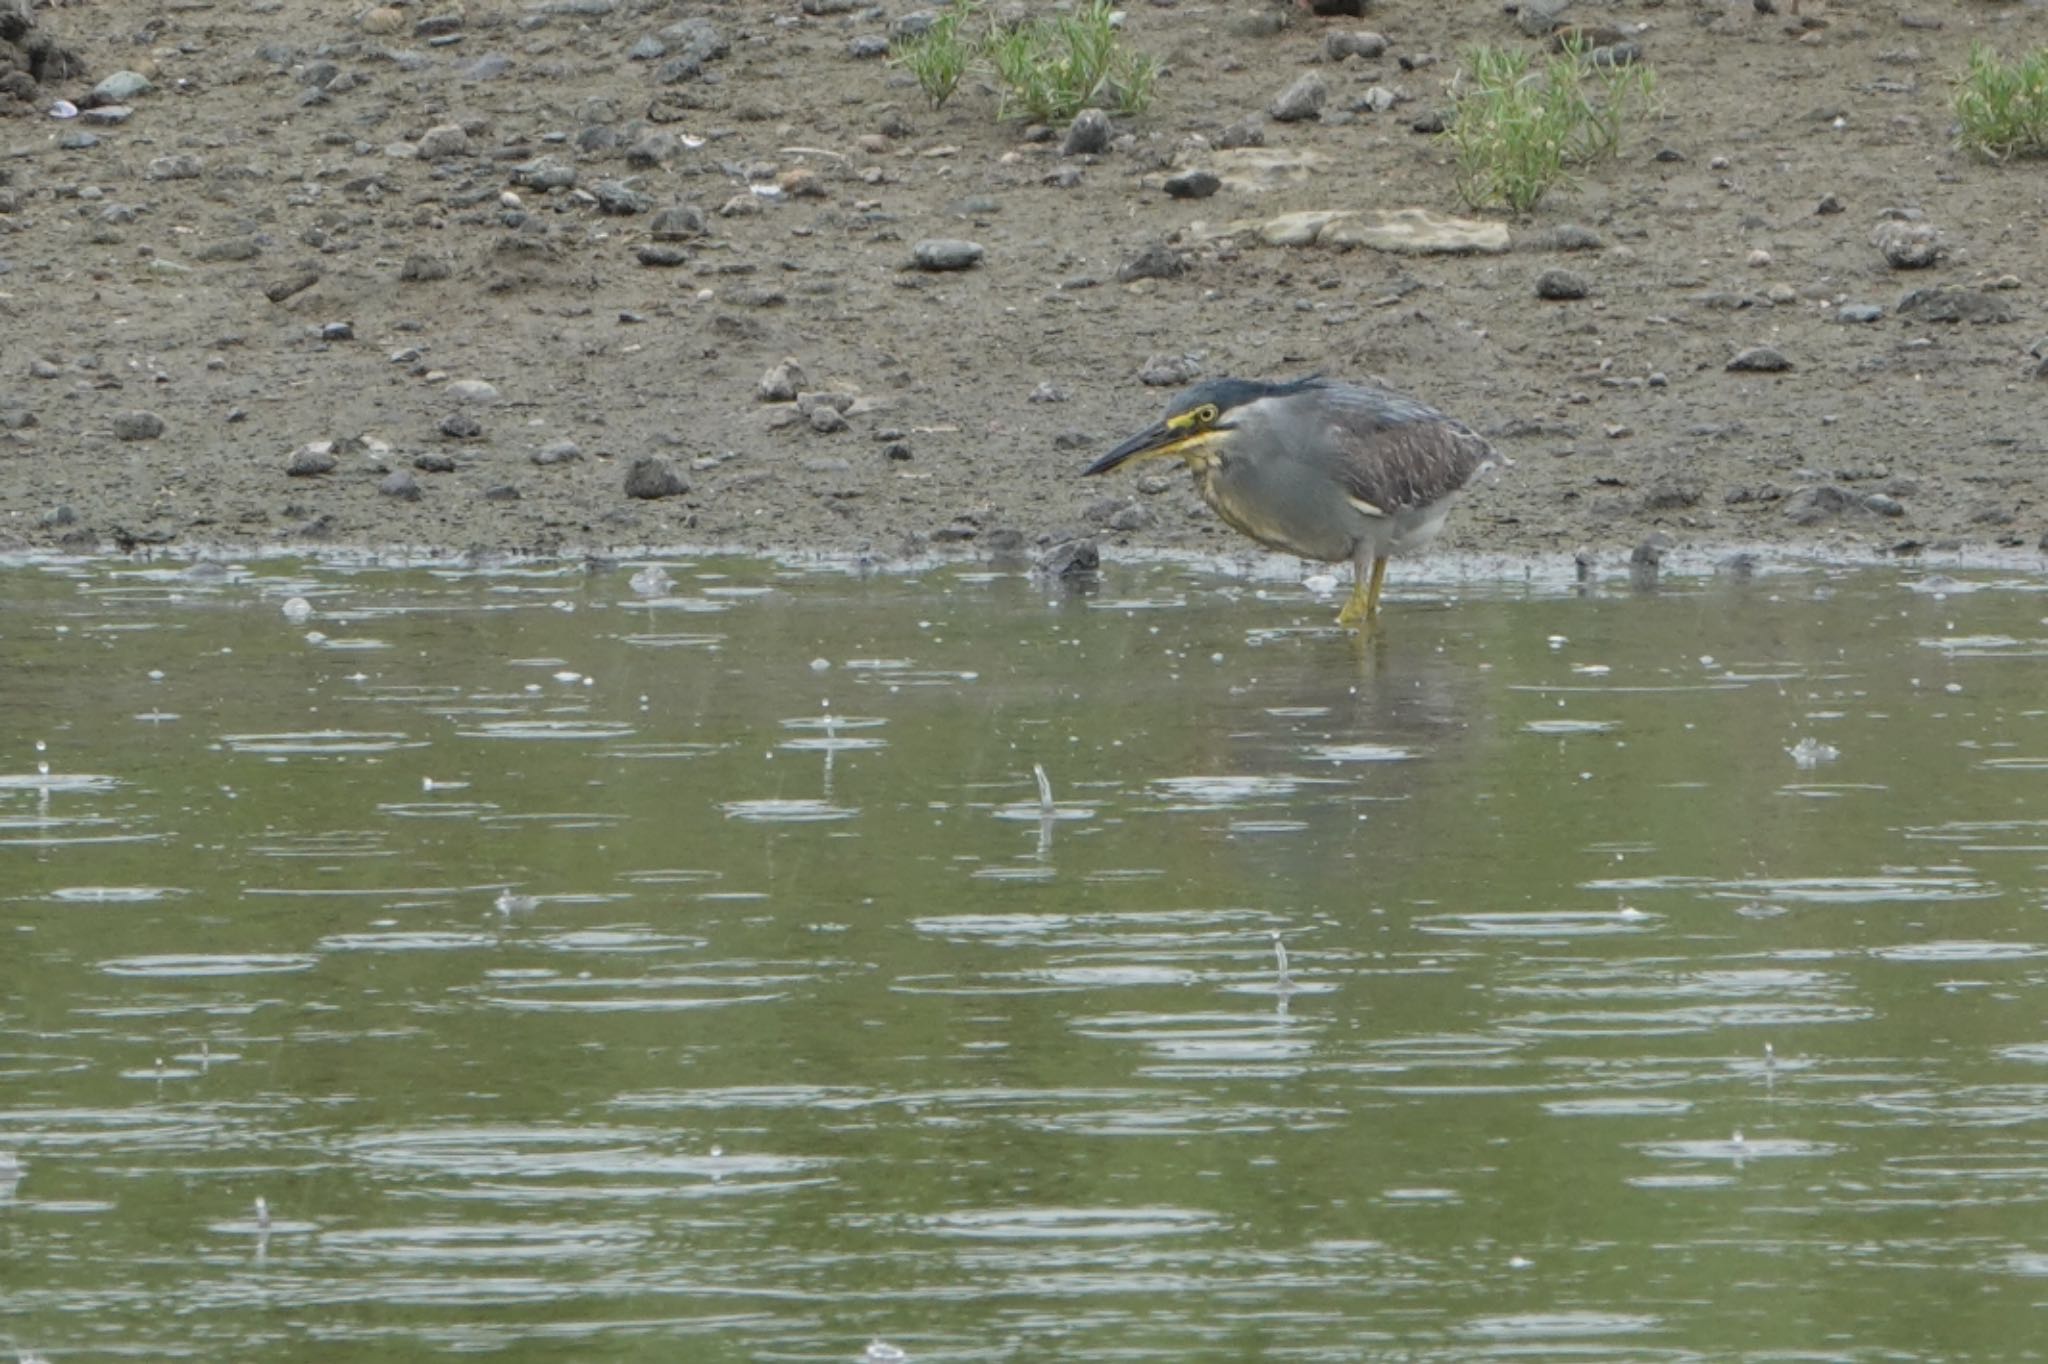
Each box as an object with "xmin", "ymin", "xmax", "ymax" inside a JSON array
[
  {"xmin": 1257, "ymin": 209, "xmax": 1356, "ymax": 247},
  {"xmin": 1324, "ymin": 208, "xmax": 1510, "ymax": 254},
  {"xmin": 1208, "ymin": 147, "xmax": 1326, "ymax": 194}
]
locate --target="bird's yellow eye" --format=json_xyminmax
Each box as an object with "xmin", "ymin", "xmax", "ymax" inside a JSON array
[{"xmin": 1192, "ymin": 403, "xmax": 1220, "ymax": 425}]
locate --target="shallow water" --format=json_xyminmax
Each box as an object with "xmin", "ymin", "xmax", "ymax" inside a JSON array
[{"xmin": 3, "ymin": 554, "xmax": 2047, "ymax": 1362}]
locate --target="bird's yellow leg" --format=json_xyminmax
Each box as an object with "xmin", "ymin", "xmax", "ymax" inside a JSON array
[
  {"xmin": 1336, "ymin": 575, "xmax": 1371, "ymax": 627},
  {"xmin": 1364, "ymin": 555, "xmax": 1388, "ymax": 618}
]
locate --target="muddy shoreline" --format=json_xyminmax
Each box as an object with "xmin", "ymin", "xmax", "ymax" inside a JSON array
[{"xmin": 1, "ymin": 0, "xmax": 2044, "ymax": 577}]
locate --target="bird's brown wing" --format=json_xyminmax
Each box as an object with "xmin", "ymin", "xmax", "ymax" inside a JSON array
[{"xmin": 1314, "ymin": 386, "xmax": 1499, "ymax": 515}]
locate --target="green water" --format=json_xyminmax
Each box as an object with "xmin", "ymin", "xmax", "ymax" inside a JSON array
[{"xmin": 3, "ymin": 555, "xmax": 2047, "ymax": 1362}]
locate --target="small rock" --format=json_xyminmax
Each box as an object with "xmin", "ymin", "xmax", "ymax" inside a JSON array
[
  {"xmin": 1783, "ymin": 485, "xmax": 1856, "ymax": 525},
  {"xmin": 1629, "ymin": 532, "xmax": 1671, "ymax": 573},
  {"xmin": 414, "ymin": 452, "xmax": 458, "ymax": 473},
  {"xmin": 758, "ymin": 359, "xmax": 806, "ymax": 402},
  {"xmin": 1215, "ymin": 117, "xmax": 1265, "ymax": 149},
  {"xmin": 1138, "ymin": 353, "xmax": 1202, "ymax": 387},
  {"xmin": 848, "ymin": 34, "xmax": 889, "ymax": 58},
  {"xmin": 1535, "ymin": 269, "xmax": 1588, "ymax": 300},
  {"xmin": 532, "ymin": 440, "xmax": 582, "ymax": 465},
  {"xmin": 286, "ymin": 441, "xmax": 338, "ymax": 476},
  {"xmin": 1727, "ymin": 345, "xmax": 1792, "ymax": 373},
  {"xmin": 1837, "ymin": 302, "xmax": 1884, "ymax": 324},
  {"xmin": 650, "ymin": 205, "xmax": 707, "ymax": 240},
  {"xmin": 145, "ymin": 154, "xmax": 204, "ymax": 181},
  {"xmin": 88, "ymin": 71, "xmax": 153, "ymax": 105},
  {"xmin": 440, "ymin": 413, "xmax": 484, "ymax": 439},
  {"xmin": 808, "ymin": 405, "xmax": 848, "ymax": 434},
  {"xmin": 1516, "ymin": 0, "xmax": 1572, "ymax": 37},
  {"xmin": 882, "ymin": 441, "xmax": 912, "ymax": 461},
  {"xmin": 1816, "ymin": 193, "xmax": 1844, "ymax": 215},
  {"xmin": 1863, "ymin": 492, "xmax": 1906, "ymax": 517},
  {"xmin": 1035, "ymin": 538, "xmax": 1099, "ymax": 578},
  {"xmin": 1897, "ymin": 286, "xmax": 2015, "ymax": 325},
  {"xmin": 111, "ymin": 410, "xmax": 164, "ymax": 441},
  {"xmin": 417, "ymin": 123, "xmax": 471, "ymax": 158},
  {"xmin": 1117, "ymin": 243, "xmax": 1185, "ymax": 283},
  {"xmin": 40, "ymin": 504, "xmax": 77, "ymax": 528},
  {"xmin": 911, "ymin": 238, "xmax": 984, "ymax": 271},
  {"xmin": 624, "ymin": 456, "xmax": 689, "ymax": 499},
  {"xmin": 447, "ymin": 379, "xmax": 500, "ymax": 405},
  {"xmin": 1324, "ymin": 30, "xmax": 1389, "ymax": 61},
  {"xmin": 637, "ymin": 244, "xmax": 690, "ymax": 267},
  {"xmin": 483, "ymin": 483, "xmax": 521, "ymax": 502},
  {"xmin": 1871, "ymin": 219, "xmax": 1940, "ymax": 269},
  {"xmin": 1062, "ymin": 108, "xmax": 1112, "ymax": 157},
  {"xmin": 378, "ymin": 470, "xmax": 422, "ymax": 501},
  {"xmin": 1163, "ymin": 169, "xmax": 1221, "ymax": 199},
  {"xmin": 1269, "ymin": 73, "xmax": 1327, "ymax": 123}
]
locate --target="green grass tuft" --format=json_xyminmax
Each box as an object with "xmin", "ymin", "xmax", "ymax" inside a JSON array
[
  {"xmin": 1953, "ymin": 44, "xmax": 2048, "ymax": 161},
  {"xmin": 893, "ymin": 0, "xmax": 1157, "ymax": 121},
  {"xmin": 1441, "ymin": 42, "xmax": 1655, "ymax": 216}
]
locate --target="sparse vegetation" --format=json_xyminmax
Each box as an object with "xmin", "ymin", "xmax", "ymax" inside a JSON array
[
  {"xmin": 893, "ymin": 0, "xmax": 1158, "ymax": 120},
  {"xmin": 1953, "ymin": 44, "xmax": 2048, "ymax": 161},
  {"xmin": 1442, "ymin": 42, "xmax": 1656, "ymax": 215}
]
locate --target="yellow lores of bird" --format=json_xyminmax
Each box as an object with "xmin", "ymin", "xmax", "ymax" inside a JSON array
[{"xmin": 1085, "ymin": 376, "xmax": 1501, "ymax": 628}]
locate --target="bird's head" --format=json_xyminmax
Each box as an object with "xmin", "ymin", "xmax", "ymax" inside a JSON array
[{"xmin": 1084, "ymin": 377, "xmax": 1316, "ymax": 477}]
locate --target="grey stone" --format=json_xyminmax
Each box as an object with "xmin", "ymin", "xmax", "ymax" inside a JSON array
[
  {"xmin": 532, "ymin": 439, "xmax": 582, "ymax": 465},
  {"xmin": 414, "ymin": 452, "xmax": 458, "ymax": 473},
  {"xmin": 286, "ymin": 441, "xmax": 338, "ymax": 476},
  {"xmin": 89, "ymin": 70, "xmax": 154, "ymax": 104},
  {"xmin": 1863, "ymin": 492, "xmax": 1906, "ymax": 517},
  {"xmin": 1783, "ymin": 485, "xmax": 1856, "ymax": 525},
  {"xmin": 511, "ymin": 157, "xmax": 576, "ymax": 190},
  {"xmin": 417, "ymin": 123, "xmax": 471, "ymax": 158},
  {"xmin": 400, "ymin": 254, "xmax": 453, "ymax": 282},
  {"xmin": 912, "ymin": 238, "xmax": 983, "ymax": 271},
  {"xmin": 1035, "ymin": 538, "xmax": 1099, "ymax": 578},
  {"xmin": 624, "ymin": 456, "xmax": 688, "ymax": 499},
  {"xmin": 1163, "ymin": 168, "xmax": 1220, "ymax": 199},
  {"xmin": 483, "ymin": 483, "xmax": 521, "ymax": 501},
  {"xmin": 1516, "ymin": 0, "xmax": 1571, "ymax": 37},
  {"xmin": 447, "ymin": 379, "xmax": 499, "ymax": 404},
  {"xmin": 808, "ymin": 405, "xmax": 849, "ymax": 434},
  {"xmin": 145, "ymin": 154, "xmax": 205, "ymax": 181},
  {"xmin": 1062, "ymin": 108, "xmax": 1111, "ymax": 157},
  {"xmin": 1535, "ymin": 268, "xmax": 1589, "ymax": 300},
  {"xmin": 636, "ymin": 244, "xmax": 690, "ymax": 267},
  {"xmin": 80, "ymin": 105, "xmax": 132, "ymax": 126},
  {"xmin": 1897, "ymin": 287, "xmax": 2015, "ymax": 325},
  {"xmin": 1872, "ymin": 219, "xmax": 1940, "ymax": 269},
  {"xmin": 1324, "ymin": 30, "xmax": 1388, "ymax": 60},
  {"xmin": 1138, "ymin": 353, "xmax": 1202, "ymax": 387},
  {"xmin": 461, "ymin": 53, "xmax": 513, "ymax": 80},
  {"xmin": 1836, "ymin": 303, "xmax": 1884, "ymax": 323},
  {"xmin": 1269, "ymin": 73, "xmax": 1327, "ymax": 123},
  {"xmin": 1117, "ymin": 243, "xmax": 1185, "ymax": 283},
  {"xmin": 627, "ymin": 35, "xmax": 666, "ymax": 60},
  {"xmin": 378, "ymin": 469, "xmax": 422, "ymax": 501},
  {"xmin": 593, "ymin": 181, "xmax": 652, "ymax": 215},
  {"xmin": 758, "ymin": 358, "xmax": 806, "ymax": 401},
  {"xmin": 440, "ymin": 412, "xmax": 483, "ymax": 439},
  {"xmin": 848, "ymin": 34, "xmax": 889, "ymax": 58},
  {"xmin": 1215, "ymin": 117, "xmax": 1264, "ymax": 149},
  {"xmin": 111, "ymin": 410, "xmax": 164, "ymax": 441},
  {"xmin": 1727, "ymin": 345, "xmax": 1792, "ymax": 372},
  {"xmin": 660, "ymin": 17, "xmax": 727, "ymax": 63},
  {"xmin": 649, "ymin": 205, "xmax": 706, "ymax": 241}
]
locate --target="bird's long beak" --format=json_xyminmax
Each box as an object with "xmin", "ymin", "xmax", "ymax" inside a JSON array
[{"xmin": 1084, "ymin": 421, "xmax": 1185, "ymax": 477}]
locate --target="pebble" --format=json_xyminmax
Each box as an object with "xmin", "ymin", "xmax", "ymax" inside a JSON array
[
  {"xmin": 1324, "ymin": 30, "xmax": 1388, "ymax": 61},
  {"xmin": 1871, "ymin": 219, "xmax": 1939, "ymax": 269},
  {"xmin": 1117, "ymin": 243, "xmax": 1184, "ymax": 283},
  {"xmin": 808, "ymin": 405, "xmax": 848, "ymax": 434},
  {"xmin": 89, "ymin": 71, "xmax": 153, "ymax": 104},
  {"xmin": 111, "ymin": 410, "xmax": 164, "ymax": 441},
  {"xmin": 911, "ymin": 238, "xmax": 983, "ymax": 271},
  {"xmin": 1163, "ymin": 168, "xmax": 1220, "ymax": 199},
  {"xmin": 483, "ymin": 483, "xmax": 521, "ymax": 501},
  {"xmin": 1062, "ymin": 108, "xmax": 1112, "ymax": 157},
  {"xmin": 81, "ymin": 105, "xmax": 132, "ymax": 126},
  {"xmin": 417, "ymin": 124, "xmax": 472, "ymax": 158},
  {"xmin": 1138, "ymin": 353, "xmax": 1202, "ymax": 386},
  {"xmin": 1816, "ymin": 193, "xmax": 1844, "ymax": 215},
  {"xmin": 447, "ymin": 379, "xmax": 500, "ymax": 405},
  {"xmin": 1535, "ymin": 269, "xmax": 1589, "ymax": 300},
  {"xmin": 623, "ymin": 456, "xmax": 689, "ymax": 499},
  {"xmin": 1897, "ymin": 286, "xmax": 2014, "ymax": 325},
  {"xmin": 1269, "ymin": 73, "xmax": 1327, "ymax": 123},
  {"xmin": 1727, "ymin": 345, "xmax": 1792, "ymax": 372},
  {"xmin": 1035, "ymin": 538, "xmax": 1099, "ymax": 579},
  {"xmin": 1783, "ymin": 485, "xmax": 1855, "ymax": 525},
  {"xmin": 1837, "ymin": 302, "xmax": 1883, "ymax": 324},
  {"xmin": 532, "ymin": 440, "xmax": 581, "ymax": 465},
  {"xmin": 378, "ymin": 470, "xmax": 422, "ymax": 501},
  {"xmin": 286, "ymin": 441, "xmax": 338, "ymax": 476},
  {"xmin": 758, "ymin": 358, "xmax": 806, "ymax": 402},
  {"xmin": 145, "ymin": 154, "xmax": 204, "ymax": 181},
  {"xmin": 636, "ymin": 245, "xmax": 689, "ymax": 267},
  {"xmin": 413, "ymin": 452, "xmax": 457, "ymax": 473},
  {"xmin": 440, "ymin": 413, "xmax": 484, "ymax": 439}
]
